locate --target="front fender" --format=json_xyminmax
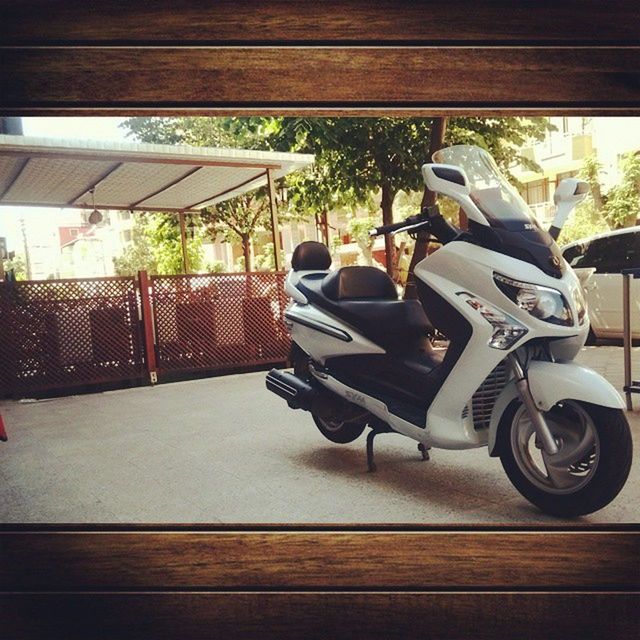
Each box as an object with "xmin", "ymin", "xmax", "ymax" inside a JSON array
[{"xmin": 488, "ymin": 360, "xmax": 624, "ymax": 456}]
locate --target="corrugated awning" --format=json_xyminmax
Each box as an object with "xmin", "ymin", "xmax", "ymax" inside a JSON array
[{"xmin": 0, "ymin": 135, "xmax": 314, "ymax": 213}]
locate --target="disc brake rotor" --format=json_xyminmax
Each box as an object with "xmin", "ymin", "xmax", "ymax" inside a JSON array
[{"xmin": 511, "ymin": 401, "xmax": 600, "ymax": 495}]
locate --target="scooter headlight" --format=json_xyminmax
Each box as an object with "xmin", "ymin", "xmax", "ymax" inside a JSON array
[
  {"xmin": 457, "ymin": 292, "xmax": 528, "ymax": 350},
  {"xmin": 493, "ymin": 273, "xmax": 573, "ymax": 326}
]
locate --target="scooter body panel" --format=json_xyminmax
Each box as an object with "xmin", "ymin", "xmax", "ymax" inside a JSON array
[
  {"xmin": 286, "ymin": 300, "xmax": 385, "ymax": 363},
  {"xmin": 413, "ymin": 241, "xmax": 591, "ymax": 449},
  {"xmin": 486, "ymin": 360, "xmax": 625, "ymax": 455}
]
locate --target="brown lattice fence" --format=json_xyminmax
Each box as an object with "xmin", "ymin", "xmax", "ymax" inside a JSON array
[
  {"xmin": 0, "ymin": 271, "xmax": 290, "ymax": 398},
  {"xmin": 0, "ymin": 277, "xmax": 145, "ymax": 398},
  {"xmin": 150, "ymin": 272, "xmax": 290, "ymax": 376}
]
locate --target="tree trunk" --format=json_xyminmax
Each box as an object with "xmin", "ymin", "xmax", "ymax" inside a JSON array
[
  {"xmin": 321, "ymin": 209, "xmax": 330, "ymax": 246},
  {"xmin": 404, "ymin": 117, "xmax": 448, "ymax": 300},
  {"xmin": 381, "ymin": 182, "xmax": 396, "ymax": 277},
  {"xmin": 241, "ymin": 234, "xmax": 252, "ymax": 272}
]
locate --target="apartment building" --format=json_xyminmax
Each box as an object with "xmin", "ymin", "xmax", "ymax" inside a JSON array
[{"xmin": 513, "ymin": 117, "xmax": 640, "ymax": 225}]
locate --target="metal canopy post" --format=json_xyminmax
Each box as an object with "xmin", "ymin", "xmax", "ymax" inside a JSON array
[
  {"xmin": 622, "ymin": 268, "xmax": 640, "ymax": 410},
  {"xmin": 266, "ymin": 168, "xmax": 283, "ymax": 272},
  {"xmin": 179, "ymin": 210, "xmax": 189, "ymax": 274}
]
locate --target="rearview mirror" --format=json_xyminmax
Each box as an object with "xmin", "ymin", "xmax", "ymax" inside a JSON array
[
  {"xmin": 421, "ymin": 163, "xmax": 490, "ymax": 227},
  {"xmin": 422, "ymin": 163, "xmax": 471, "ymax": 200},
  {"xmin": 554, "ymin": 178, "xmax": 590, "ymax": 205},
  {"xmin": 549, "ymin": 178, "xmax": 590, "ymax": 240}
]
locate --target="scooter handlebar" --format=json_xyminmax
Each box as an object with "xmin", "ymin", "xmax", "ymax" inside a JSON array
[{"xmin": 369, "ymin": 213, "xmax": 427, "ymax": 237}]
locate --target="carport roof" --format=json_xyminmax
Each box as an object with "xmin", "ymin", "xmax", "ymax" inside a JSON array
[{"xmin": 0, "ymin": 135, "xmax": 314, "ymax": 213}]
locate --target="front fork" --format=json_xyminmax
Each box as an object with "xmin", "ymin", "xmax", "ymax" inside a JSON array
[{"xmin": 507, "ymin": 353, "xmax": 559, "ymax": 456}]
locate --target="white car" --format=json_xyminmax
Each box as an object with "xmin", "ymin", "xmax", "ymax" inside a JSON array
[{"xmin": 562, "ymin": 226, "xmax": 640, "ymax": 341}]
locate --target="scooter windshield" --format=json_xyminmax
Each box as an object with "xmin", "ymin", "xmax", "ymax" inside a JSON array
[{"xmin": 432, "ymin": 145, "xmax": 538, "ymax": 232}]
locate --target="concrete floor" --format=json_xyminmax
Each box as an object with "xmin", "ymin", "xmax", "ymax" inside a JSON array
[{"xmin": 1, "ymin": 346, "xmax": 638, "ymax": 524}]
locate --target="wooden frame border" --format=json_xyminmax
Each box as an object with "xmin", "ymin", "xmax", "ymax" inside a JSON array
[{"xmin": 1, "ymin": 2, "xmax": 639, "ymax": 637}]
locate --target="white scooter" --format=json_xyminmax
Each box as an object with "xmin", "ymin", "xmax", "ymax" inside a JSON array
[{"xmin": 266, "ymin": 145, "xmax": 632, "ymax": 517}]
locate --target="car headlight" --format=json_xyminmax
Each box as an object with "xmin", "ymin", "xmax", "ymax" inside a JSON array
[
  {"xmin": 457, "ymin": 292, "xmax": 528, "ymax": 350},
  {"xmin": 493, "ymin": 273, "xmax": 573, "ymax": 326}
]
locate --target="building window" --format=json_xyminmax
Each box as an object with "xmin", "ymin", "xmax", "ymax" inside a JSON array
[
  {"xmin": 555, "ymin": 170, "xmax": 578, "ymax": 186},
  {"xmin": 121, "ymin": 230, "xmax": 132, "ymax": 243},
  {"xmin": 120, "ymin": 210, "xmax": 131, "ymax": 221},
  {"xmin": 523, "ymin": 179, "xmax": 548, "ymax": 205}
]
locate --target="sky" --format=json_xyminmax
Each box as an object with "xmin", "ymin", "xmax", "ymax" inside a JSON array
[{"xmin": 22, "ymin": 117, "xmax": 129, "ymax": 142}]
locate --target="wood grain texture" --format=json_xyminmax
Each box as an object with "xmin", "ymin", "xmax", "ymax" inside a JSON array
[
  {"xmin": 2, "ymin": 530, "xmax": 639, "ymax": 590},
  {"xmin": 2, "ymin": 592, "xmax": 639, "ymax": 640},
  {"xmin": 2, "ymin": 2, "xmax": 639, "ymax": 638},
  {"xmin": 2, "ymin": 47, "xmax": 640, "ymax": 108},
  {"xmin": 1, "ymin": 0, "xmax": 639, "ymax": 45}
]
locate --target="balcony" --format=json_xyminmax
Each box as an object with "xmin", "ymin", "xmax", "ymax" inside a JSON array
[{"xmin": 521, "ymin": 132, "xmax": 594, "ymax": 167}]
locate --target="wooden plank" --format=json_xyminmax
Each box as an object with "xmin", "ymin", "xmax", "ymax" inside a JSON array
[
  {"xmin": 2, "ymin": 47, "xmax": 639, "ymax": 108},
  {"xmin": 8, "ymin": 108, "xmax": 640, "ymax": 117},
  {"xmin": 2, "ymin": 592, "xmax": 639, "ymax": 640},
  {"xmin": 1, "ymin": 0, "xmax": 639, "ymax": 45},
  {"xmin": 2, "ymin": 530, "xmax": 639, "ymax": 590}
]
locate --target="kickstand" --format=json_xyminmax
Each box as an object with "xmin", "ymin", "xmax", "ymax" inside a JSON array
[
  {"xmin": 366, "ymin": 430, "xmax": 378, "ymax": 473},
  {"xmin": 366, "ymin": 423, "xmax": 393, "ymax": 472}
]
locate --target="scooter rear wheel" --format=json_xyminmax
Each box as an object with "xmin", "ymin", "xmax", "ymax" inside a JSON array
[
  {"xmin": 312, "ymin": 414, "xmax": 367, "ymax": 444},
  {"xmin": 499, "ymin": 399, "xmax": 632, "ymax": 517}
]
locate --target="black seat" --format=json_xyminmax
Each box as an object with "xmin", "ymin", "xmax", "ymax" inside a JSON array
[
  {"xmin": 291, "ymin": 241, "xmax": 332, "ymax": 271},
  {"xmin": 321, "ymin": 266, "xmax": 397, "ymax": 300},
  {"xmin": 296, "ymin": 268, "xmax": 431, "ymax": 352}
]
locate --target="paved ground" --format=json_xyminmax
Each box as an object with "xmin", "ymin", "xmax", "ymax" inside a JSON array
[{"xmin": 1, "ymin": 346, "xmax": 638, "ymax": 524}]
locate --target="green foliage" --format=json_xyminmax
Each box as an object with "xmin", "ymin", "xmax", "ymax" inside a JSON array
[
  {"xmin": 266, "ymin": 116, "xmax": 550, "ymax": 221},
  {"xmin": 113, "ymin": 213, "xmax": 204, "ymax": 275},
  {"xmin": 603, "ymin": 153, "xmax": 640, "ymax": 229},
  {"xmin": 121, "ymin": 116, "xmax": 552, "ymax": 270},
  {"xmin": 254, "ymin": 242, "xmax": 286, "ymax": 272},
  {"xmin": 561, "ymin": 152, "xmax": 640, "ymax": 243},
  {"xmin": 148, "ymin": 214, "xmax": 203, "ymax": 274},
  {"xmin": 558, "ymin": 199, "xmax": 610, "ymax": 245},
  {"xmin": 2, "ymin": 254, "xmax": 27, "ymax": 280},
  {"xmin": 202, "ymin": 260, "xmax": 226, "ymax": 273},
  {"xmin": 346, "ymin": 215, "xmax": 377, "ymax": 245},
  {"xmin": 122, "ymin": 117, "xmax": 291, "ymax": 271},
  {"xmin": 346, "ymin": 215, "xmax": 379, "ymax": 266},
  {"xmin": 113, "ymin": 215, "xmax": 157, "ymax": 275},
  {"xmin": 123, "ymin": 116, "xmax": 271, "ymax": 150},
  {"xmin": 446, "ymin": 117, "xmax": 551, "ymax": 178},
  {"xmin": 202, "ymin": 192, "xmax": 268, "ymax": 271}
]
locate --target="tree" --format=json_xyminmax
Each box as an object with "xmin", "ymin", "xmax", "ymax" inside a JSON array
[
  {"xmin": 603, "ymin": 153, "xmax": 640, "ymax": 229},
  {"xmin": 253, "ymin": 242, "xmax": 286, "ymax": 272},
  {"xmin": 146, "ymin": 214, "xmax": 204, "ymax": 275},
  {"xmin": 200, "ymin": 192, "xmax": 268, "ymax": 272},
  {"xmin": 113, "ymin": 214, "xmax": 157, "ymax": 275},
  {"xmin": 346, "ymin": 214, "xmax": 379, "ymax": 266},
  {"xmin": 2, "ymin": 254, "xmax": 27, "ymax": 280},
  {"xmin": 265, "ymin": 116, "xmax": 550, "ymax": 275},
  {"xmin": 559, "ymin": 152, "xmax": 640, "ymax": 244},
  {"xmin": 123, "ymin": 116, "xmax": 551, "ymax": 276},
  {"xmin": 113, "ymin": 212, "xmax": 204, "ymax": 275},
  {"xmin": 123, "ymin": 117, "xmax": 289, "ymax": 272}
]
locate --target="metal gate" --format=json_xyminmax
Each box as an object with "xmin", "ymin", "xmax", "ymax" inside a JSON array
[
  {"xmin": 0, "ymin": 277, "xmax": 145, "ymax": 398},
  {"xmin": 149, "ymin": 272, "xmax": 290, "ymax": 377}
]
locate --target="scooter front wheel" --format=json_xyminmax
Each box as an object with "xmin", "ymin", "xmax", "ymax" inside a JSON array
[{"xmin": 499, "ymin": 400, "xmax": 632, "ymax": 517}]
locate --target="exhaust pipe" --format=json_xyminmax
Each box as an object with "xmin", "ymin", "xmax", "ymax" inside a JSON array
[{"xmin": 266, "ymin": 369, "xmax": 318, "ymax": 411}]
